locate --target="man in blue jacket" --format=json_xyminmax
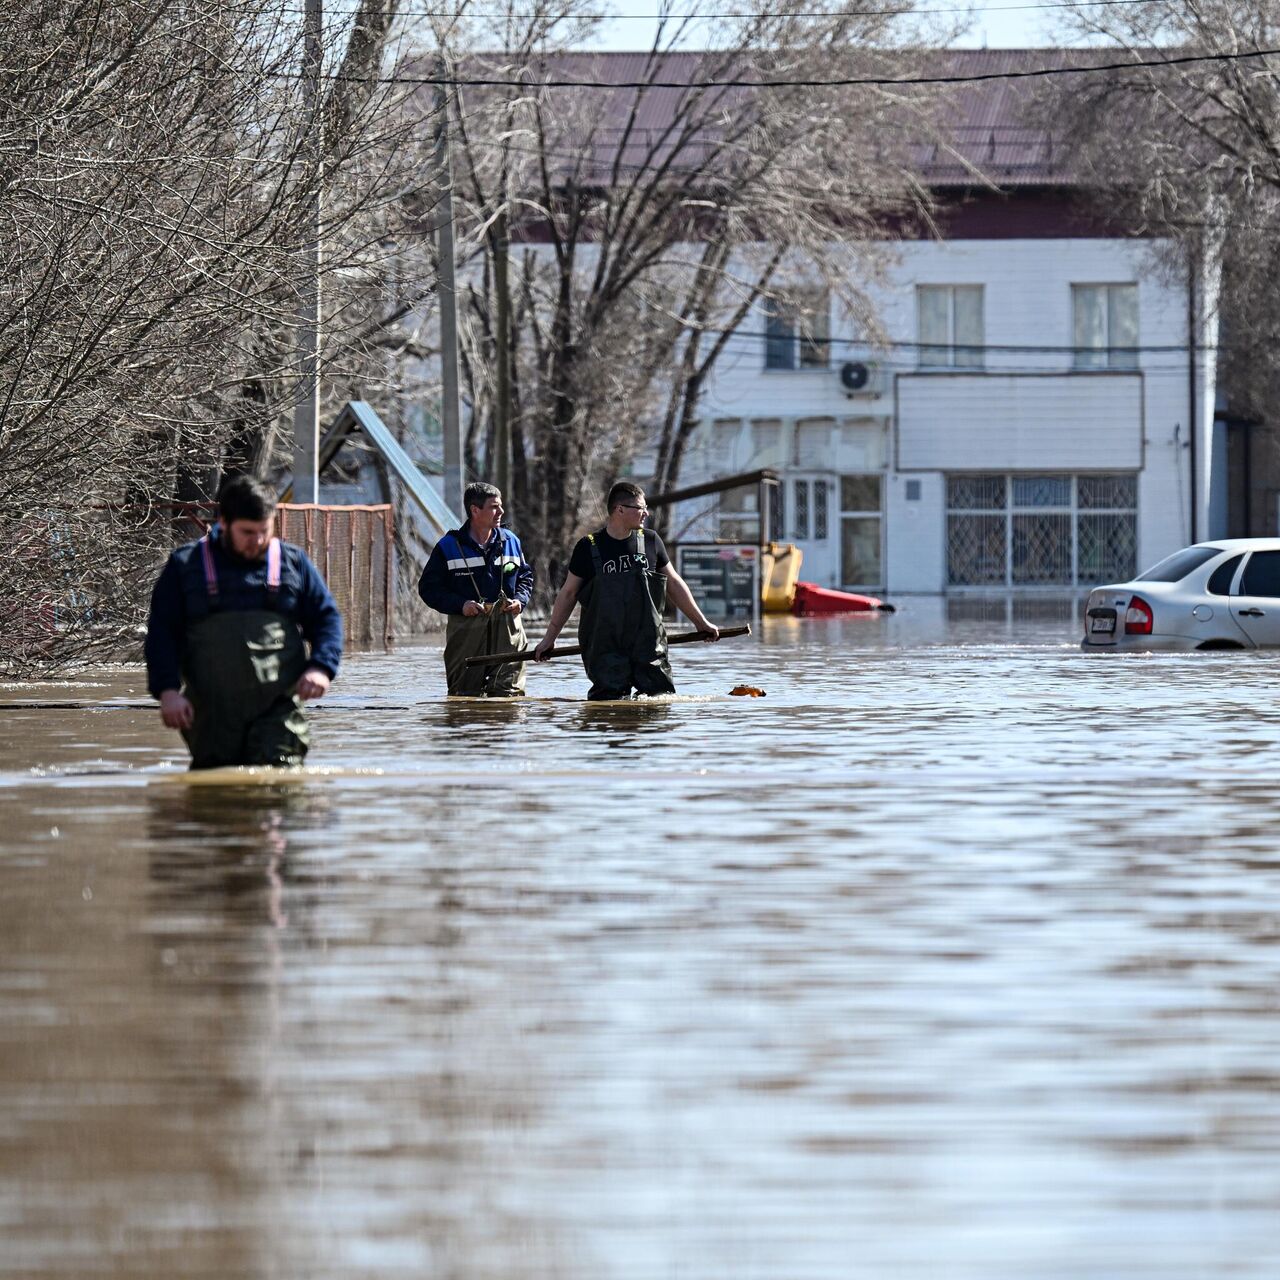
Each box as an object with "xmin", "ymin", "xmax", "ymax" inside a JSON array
[
  {"xmin": 145, "ymin": 475, "xmax": 344, "ymax": 768},
  {"xmin": 418, "ymin": 482, "xmax": 534, "ymax": 696}
]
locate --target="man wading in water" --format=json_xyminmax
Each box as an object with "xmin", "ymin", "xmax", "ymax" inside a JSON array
[
  {"xmin": 145, "ymin": 476, "xmax": 343, "ymax": 768},
  {"xmin": 417, "ymin": 482, "xmax": 535, "ymax": 696},
  {"xmin": 534, "ymin": 481, "xmax": 719, "ymax": 699}
]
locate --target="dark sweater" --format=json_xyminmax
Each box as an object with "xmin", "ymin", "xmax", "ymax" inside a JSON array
[{"xmin": 145, "ymin": 529, "xmax": 343, "ymax": 698}]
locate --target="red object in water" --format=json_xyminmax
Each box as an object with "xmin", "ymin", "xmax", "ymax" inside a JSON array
[{"xmin": 791, "ymin": 581, "xmax": 888, "ymax": 616}]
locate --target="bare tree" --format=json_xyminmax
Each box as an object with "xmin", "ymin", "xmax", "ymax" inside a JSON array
[
  {"xmin": 1046, "ymin": 4, "xmax": 1280, "ymax": 418},
  {"xmin": 409, "ymin": 0, "xmax": 945, "ymax": 589},
  {"xmin": 0, "ymin": 0, "xmax": 421, "ymax": 673}
]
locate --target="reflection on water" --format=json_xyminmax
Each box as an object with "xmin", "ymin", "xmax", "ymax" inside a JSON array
[{"xmin": 3, "ymin": 606, "xmax": 1280, "ymax": 1278}]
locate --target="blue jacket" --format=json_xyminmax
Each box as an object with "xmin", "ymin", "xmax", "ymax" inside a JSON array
[
  {"xmin": 145, "ymin": 526, "xmax": 344, "ymax": 698},
  {"xmin": 418, "ymin": 525, "xmax": 534, "ymax": 617}
]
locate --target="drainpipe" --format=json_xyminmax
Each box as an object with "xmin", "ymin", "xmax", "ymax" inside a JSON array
[
  {"xmin": 1187, "ymin": 250, "xmax": 1198, "ymax": 544},
  {"xmin": 1244, "ymin": 420, "xmax": 1253, "ymax": 536}
]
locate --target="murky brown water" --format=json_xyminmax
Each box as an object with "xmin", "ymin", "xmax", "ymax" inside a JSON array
[{"xmin": 4, "ymin": 602, "xmax": 1280, "ymax": 1278}]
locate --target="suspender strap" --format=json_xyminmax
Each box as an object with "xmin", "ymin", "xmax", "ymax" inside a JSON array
[
  {"xmin": 199, "ymin": 534, "xmax": 218, "ymax": 599},
  {"xmin": 199, "ymin": 533, "xmax": 281, "ymax": 601},
  {"xmin": 266, "ymin": 538, "xmax": 281, "ymax": 595},
  {"xmin": 587, "ymin": 532, "xmax": 604, "ymax": 576}
]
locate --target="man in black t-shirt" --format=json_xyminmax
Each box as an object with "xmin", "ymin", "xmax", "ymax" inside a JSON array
[
  {"xmin": 565, "ymin": 523, "xmax": 670, "ymax": 580},
  {"xmin": 534, "ymin": 481, "xmax": 719, "ymax": 699}
]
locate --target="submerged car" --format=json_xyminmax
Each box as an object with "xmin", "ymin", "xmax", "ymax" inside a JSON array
[{"xmin": 1083, "ymin": 539, "xmax": 1280, "ymax": 651}]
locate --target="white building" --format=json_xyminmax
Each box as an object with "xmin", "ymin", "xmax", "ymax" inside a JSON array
[{"xmin": 669, "ymin": 53, "xmax": 1222, "ymax": 594}]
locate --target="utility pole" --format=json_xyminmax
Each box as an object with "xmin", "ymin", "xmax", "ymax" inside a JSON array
[
  {"xmin": 292, "ymin": 0, "xmax": 323, "ymax": 503},
  {"xmin": 433, "ymin": 56, "xmax": 463, "ymax": 517},
  {"xmin": 493, "ymin": 205, "xmax": 511, "ymax": 502}
]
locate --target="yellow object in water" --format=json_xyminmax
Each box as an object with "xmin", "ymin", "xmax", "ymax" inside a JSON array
[
  {"xmin": 729, "ymin": 685, "xmax": 766, "ymax": 697},
  {"xmin": 760, "ymin": 542, "xmax": 802, "ymax": 613}
]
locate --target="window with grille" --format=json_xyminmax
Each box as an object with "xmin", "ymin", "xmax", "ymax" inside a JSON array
[
  {"xmin": 792, "ymin": 479, "xmax": 810, "ymax": 539},
  {"xmin": 814, "ymin": 480, "xmax": 829, "ymax": 540},
  {"xmin": 947, "ymin": 474, "xmax": 1137, "ymax": 586},
  {"xmin": 1072, "ymin": 284, "xmax": 1138, "ymax": 370}
]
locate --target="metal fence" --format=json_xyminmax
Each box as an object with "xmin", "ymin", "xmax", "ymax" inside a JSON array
[
  {"xmin": 947, "ymin": 474, "xmax": 1137, "ymax": 588},
  {"xmin": 167, "ymin": 503, "xmax": 395, "ymax": 651}
]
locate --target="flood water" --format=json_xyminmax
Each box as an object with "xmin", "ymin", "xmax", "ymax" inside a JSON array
[{"xmin": 3, "ymin": 601, "xmax": 1280, "ymax": 1278}]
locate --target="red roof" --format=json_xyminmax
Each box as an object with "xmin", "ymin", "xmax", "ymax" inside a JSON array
[
  {"xmin": 453, "ymin": 47, "xmax": 1099, "ymax": 190},
  {"xmin": 907, "ymin": 48, "xmax": 1093, "ymax": 187}
]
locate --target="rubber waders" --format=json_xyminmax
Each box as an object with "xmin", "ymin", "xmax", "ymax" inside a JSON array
[
  {"xmin": 577, "ymin": 531, "xmax": 675, "ymax": 701},
  {"xmin": 444, "ymin": 604, "xmax": 527, "ymax": 696},
  {"xmin": 181, "ymin": 609, "xmax": 310, "ymax": 769}
]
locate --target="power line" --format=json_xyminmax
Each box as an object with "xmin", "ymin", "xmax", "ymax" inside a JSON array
[
  {"xmin": 678, "ymin": 322, "xmax": 1222, "ymax": 355},
  {"xmin": 299, "ymin": 0, "xmax": 1163, "ymax": 17},
  {"xmin": 279, "ymin": 44, "xmax": 1280, "ymax": 89}
]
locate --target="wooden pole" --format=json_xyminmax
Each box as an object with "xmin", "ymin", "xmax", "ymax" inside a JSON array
[{"xmin": 462, "ymin": 624, "xmax": 752, "ymax": 669}]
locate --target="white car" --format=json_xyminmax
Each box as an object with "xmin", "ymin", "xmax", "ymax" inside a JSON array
[{"xmin": 1082, "ymin": 539, "xmax": 1280, "ymax": 651}]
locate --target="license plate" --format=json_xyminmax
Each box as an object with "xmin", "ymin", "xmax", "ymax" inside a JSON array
[{"xmin": 1090, "ymin": 615, "xmax": 1115, "ymax": 634}]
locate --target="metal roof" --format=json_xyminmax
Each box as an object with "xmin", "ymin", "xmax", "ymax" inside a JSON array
[{"xmin": 454, "ymin": 47, "xmax": 1094, "ymax": 191}]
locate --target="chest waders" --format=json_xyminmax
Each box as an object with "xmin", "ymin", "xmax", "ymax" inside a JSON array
[
  {"xmin": 444, "ymin": 543, "xmax": 527, "ymax": 697},
  {"xmin": 181, "ymin": 535, "xmax": 310, "ymax": 769},
  {"xmin": 577, "ymin": 529, "xmax": 675, "ymax": 701}
]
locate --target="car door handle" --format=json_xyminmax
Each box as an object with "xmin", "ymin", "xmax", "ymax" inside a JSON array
[{"xmin": 1238, "ymin": 608, "xmax": 1266, "ymax": 617}]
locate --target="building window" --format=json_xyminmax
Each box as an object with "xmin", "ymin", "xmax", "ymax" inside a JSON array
[
  {"xmin": 749, "ymin": 418, "xmax": 783, "ymax": 466},
  {"xmin": 814, "ymin": 479, "xmax": 829, "ymax": 540},
  {"xmin": 917, "ymin": 285, "xmax": 983, "ymax": 369},
  {"xmin": 764, "ymin": 288, "xmax": 830, "ymax": 370},
  {"xmin": 710, "ymin": 419, "xmax": 744, "ymax": 471},
  {"xmin": 840, "ymin": 474, "xmax": 882, "ymax": 587},
  {"xmin": 792, "ymin": 479, "xmax": 810, "ymax": 539},
  {"xmin": 1073, "ymin": 284, "xmax": 1138, "ymax": 370},
  {"xmin": 947, "ymin": 473, "xmax": 1137, "ymax": 586},
  {"xmin": 717, "ymin": 484, "xmax": 761, "ymax": 544},
  {"xmin": 794, "ymin": 418, "xmax": 834, "ymax": 468}
]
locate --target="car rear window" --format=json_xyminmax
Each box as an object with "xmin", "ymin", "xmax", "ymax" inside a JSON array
[
  {"xmin": 1207, "ymin": 554, "xmax": 1244, "ymax": 596},
  {"xmin": 1136, "ymin": 546, "xmax": 1222, "ymax": 582},
  {"xmin": 1241, "ymin": 550, "xmax": 1280, "ymax": 597}
]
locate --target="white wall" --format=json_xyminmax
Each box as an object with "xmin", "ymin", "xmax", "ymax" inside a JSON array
[{"xmin": 897, "ymin": 373, "xmax": 1143, "ymax": 472}]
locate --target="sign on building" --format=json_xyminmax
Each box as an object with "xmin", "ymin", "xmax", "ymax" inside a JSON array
[{"xmin": 675, "ymin": 544, "xmax": 760, "ymax": 621}]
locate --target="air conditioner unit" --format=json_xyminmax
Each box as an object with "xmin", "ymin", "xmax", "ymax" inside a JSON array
[{"xmin": 838, "ymin": 359, "xmax": 885, "ymax": 398}]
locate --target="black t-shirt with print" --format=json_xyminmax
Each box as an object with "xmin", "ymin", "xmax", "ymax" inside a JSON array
[{"xmin": 568, "ymin": 528, "xmax": 670, "ymax": 583}]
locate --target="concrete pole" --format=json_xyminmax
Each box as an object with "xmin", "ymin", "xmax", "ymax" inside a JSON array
[
  {"xmin": 291, "ymin": 0, "xmax": 323, "ymax": 503},
  {"xmin": 433, "ymin": 56, "xmax": 464, "ymax": 517}
]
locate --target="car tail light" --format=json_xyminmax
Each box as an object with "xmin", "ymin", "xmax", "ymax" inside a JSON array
[{"xmin": 1124, "ymin": 595, "xmax": 1154, "ymax": 635}]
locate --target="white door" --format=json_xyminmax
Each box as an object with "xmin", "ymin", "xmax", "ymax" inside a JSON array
[
  {"xmin": 787, "ymin": 474, "xmax": 837, "ymax": 585},
  {"xmin": 1229, "ymin": 549, "xmax": 1280, "ymax": 647}
]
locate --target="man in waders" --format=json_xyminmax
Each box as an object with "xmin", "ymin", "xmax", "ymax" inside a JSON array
[
  {"xmin": 145, "ymin": 476, "xmax": 343, "ymax": 769},
  {"xmin": 417, "ymin": 482, "xmax": 535, "ymax": 696},
  {"xmin": 533, "ymin": 481, "xmax": 719, "ymax": 699}
]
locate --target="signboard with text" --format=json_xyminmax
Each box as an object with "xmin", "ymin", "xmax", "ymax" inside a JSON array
[{"xmin": 675, "ymin": 544, "xmax": 760, "ymax": 621}]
